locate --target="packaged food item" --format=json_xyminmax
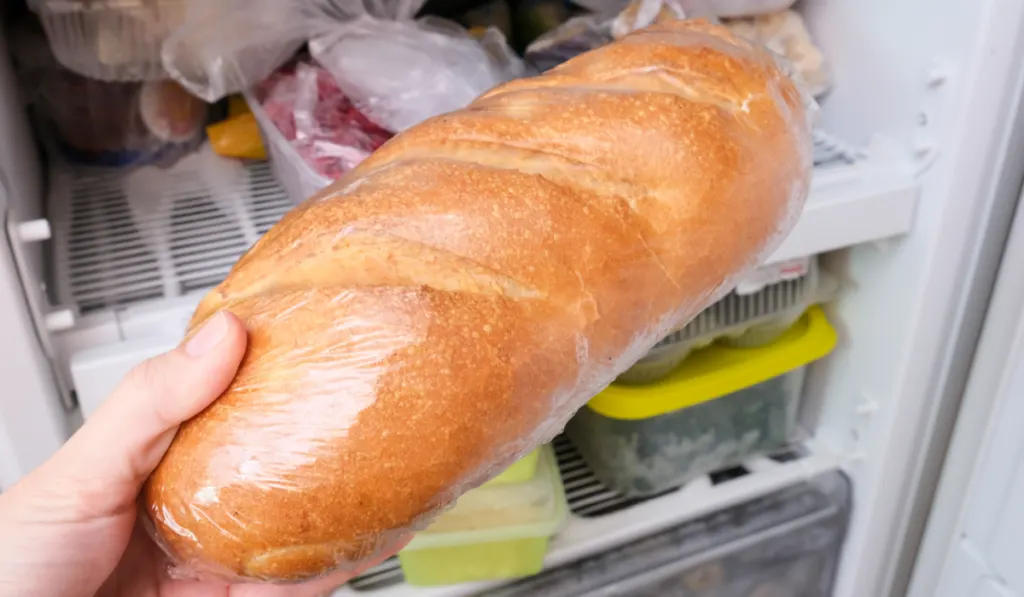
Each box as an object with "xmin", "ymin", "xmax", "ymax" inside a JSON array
[
  {"xmin": 725, "ymin": 10, "xmax": 833, "ymax": 96},
  {"xmin": 160, "ymin": 0, "xmax": 311, "ymax": 102},
  {"xmin": 39, "ymin": 73, "xmax": 205, "ymax": 168},
  {"xmin": 142, "ymin": 20, "xmax": 816, "ymax": 583},
  {"xmin": 491, "ymin": 472, "xmax": 850, "ymax": 597},
  {"xmin": 138, "ymin": 79, "xmax": 208, "ymax": 143},
  {"xmin": 398, "ymin": 446, "xmax": 568, "ymax": 586},
  {"xmin": 30, "ymin": 0, "xmax": 190, "ymax": 81},
  {"xmin": 488, "ymin": 448, "xmax": 542, "ymax": 486},
  {"xmin": 247, "ymin": 58, "xmax": 393, "ymax": 201},
  {"xmin": 617, "ymin": 256, "xmax": 828, "ymax": 384},
  {"xmin": 308, "ymin": 11, "xmax": 525, "ymax": 132},
  {"xmin": 567, "ymin": 307, "xmax": 837, "ymax": 497},
  {"xmin": 207, "ymin": 112, "xmax": 267, "ymax": 160},
  {"xmin": 162, "ymin": 0, "xmax": 524, "ymax": 125}
]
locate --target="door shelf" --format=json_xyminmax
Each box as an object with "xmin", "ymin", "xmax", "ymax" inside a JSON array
[{"xmin": 334, "ymin": 437, "xmax": 841, "ymax": 597}]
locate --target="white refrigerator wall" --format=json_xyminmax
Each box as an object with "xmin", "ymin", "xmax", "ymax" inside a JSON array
[
  {"xmin": 908, "ymin": 176, "xmax": 1024, "ymax": 597},
  {"xmin": 799, "ymin": 1, "xmax": 1024, "ymax": 596},
  {"xmin": 0, "ymin": 22, "xmax": 68, "ymax": 490}
]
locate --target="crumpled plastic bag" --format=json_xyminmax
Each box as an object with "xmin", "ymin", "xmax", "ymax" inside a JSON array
[
  {"xmin": 162, "ymin": 0, "xmax": 524, "ymax": 131},
  {"xmin": 309, "ymin": 14, "xmax": 525, "ymax": 132},
  {"xmin": 725, "ymin": 10, "xmax": 832, "ymax": 97},
  {"xmin": 570, "ymin": 0, "xmax": 797, "ymax": 18},
  {"xmin": 526, "ymin": 0, "xmax": 688, "ymax": 72},
  {"xmin": 256, "ymin": 58, "xmax": 393, "ymax": 180}
]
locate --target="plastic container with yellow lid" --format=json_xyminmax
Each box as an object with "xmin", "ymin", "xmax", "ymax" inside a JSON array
[{"xmin": 567, "ymin": 306, "xmax": 837, "ymax": 497}]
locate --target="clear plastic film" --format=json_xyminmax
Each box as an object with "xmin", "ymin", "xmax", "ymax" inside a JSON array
[
  {"xmin": 308, "ymin": 12, "xmax": 526, "ymax": 132},
  {"xmin": 160, "ymin": 0, "xmax": 319, "ymax": 103},
  {"xmin": 569, "ymin": 0, "xmax": 798, "ymax": 18},
  {"xmin": 9, "ymin": 17, "xmax": 207, "ymax": 169},
  {"xmin": 162, "ymin": 0, "xmax": 524, "ymax": 126},
  {"xmin": 255, "ymin": 58, "xmax": 393, "ymax": 181},
  {"xmin": 143, "ymin": 18, "xmax": 818, "ymax": 584},
  {"xmin": 723, "ymin": 9, "xmax": 833, "ymax": 97},
  {"xmin": 525, "ymin": 0, "xmax": 691, "ymax": 72}
]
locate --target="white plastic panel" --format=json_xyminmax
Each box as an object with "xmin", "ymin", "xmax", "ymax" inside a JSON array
[
  {"xmin": 796, "ymin": 0, "xmax": 1024, "ymax": 595},
  {"xmin": 909, "ymin": 188, "xmax": 1024, "ymax": 597},
  {"xmin": 0, "ymin": 232, "xmax": 68, "ymax": 489}
]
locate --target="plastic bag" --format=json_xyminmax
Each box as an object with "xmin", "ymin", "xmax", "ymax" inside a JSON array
[
  {"xmin": 724, "ymin": 10, "xmax": 833, "ymax": 97},
  {"xmin": 256, "ymin": 59, "xmax": 393, "ymax": 180},
  {"xmin": 525, "ymin": 0, "xmax": 686, "ymax": 72},
  {"xmin": 143, "ymin": 19, "xmax": 816, "ymax": 583},
  {"xmin": 570, "ymin": 0, "xmax": 797, "ymax": 18},
  {"xmin": 160, "ymin": 0, "xmax": 316, "ymax": 103},
  {"xmin": 309, "ymin": 16, "xmax": 525, "ymax": 132}
]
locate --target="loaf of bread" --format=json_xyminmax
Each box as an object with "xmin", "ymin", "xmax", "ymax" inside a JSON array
[{"xmin": 143, "ymin": 18, "xmax": 814, "ymax": 582}]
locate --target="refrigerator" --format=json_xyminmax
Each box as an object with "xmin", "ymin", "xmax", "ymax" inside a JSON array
[{"xmin": 1, "ymin": 0, "xmax": 1023, "ymax": 596}]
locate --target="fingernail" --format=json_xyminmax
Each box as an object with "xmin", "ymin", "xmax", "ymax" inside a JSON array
[{"xmin": 185, "ymin": 312, "xmax": 228, "ymax": 357}]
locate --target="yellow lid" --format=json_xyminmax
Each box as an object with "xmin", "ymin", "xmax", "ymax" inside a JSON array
[{"xmin": 588, "ymin": 306, "xmax": 837, "ymax": 420}]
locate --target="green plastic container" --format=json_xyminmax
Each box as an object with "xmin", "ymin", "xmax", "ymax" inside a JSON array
[
  {"xmin": 486, "ymin": 448, "xmax": 542, "ymax": 486},
  {"xmin": 398, "ymin": 446, "xmax": 567, "ymax": 586}
]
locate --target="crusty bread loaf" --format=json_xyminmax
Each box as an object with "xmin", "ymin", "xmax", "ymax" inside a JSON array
[{"xmin": 143, "ymin": 18, "xmax": 813, "ymax": 582}]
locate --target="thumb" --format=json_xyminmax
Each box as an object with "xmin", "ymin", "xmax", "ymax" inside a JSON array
[{"xmin": 45, "ymin": 311, "xmax": 248, "ymax": 515}]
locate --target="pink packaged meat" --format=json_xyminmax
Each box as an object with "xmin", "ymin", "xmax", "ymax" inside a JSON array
[{"xmin": 255, "ymin": 59, "xmax": 393, "ymax": 182}]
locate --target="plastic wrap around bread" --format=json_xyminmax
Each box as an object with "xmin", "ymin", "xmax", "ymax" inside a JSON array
[{"xmin": 143, "ymin": 19, "xmax": 816, "ymax": 582}]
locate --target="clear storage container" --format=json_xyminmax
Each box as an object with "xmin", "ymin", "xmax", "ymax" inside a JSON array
[
  {"xmin": 489, "ymin": 471, "xmax": 850, "ymax": 597},
  {"xmin": 567, "ymin": 307, "xmax": 837, "ymax": 497},
  {"xmin": 398, "ymin": 445, "xmax": 568, "ymax": 586},
  {"xmin": 617, "ymin": 257, "xmax": 827, "ymax": 385},
  {"xmin": 31, "ymin": 0, "xmax": 189, "ymax": 81},
  {"xmin": 245, "ymin": 89, "xmax": 331, "ymax": 204},
  {"xmin": 488, "ymin": 447, "xmax": 542, "ymax": 486}
]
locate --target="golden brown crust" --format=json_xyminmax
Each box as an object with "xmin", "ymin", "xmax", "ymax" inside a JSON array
[{"xmin": 143, "ymin": 19, "xmax": 812, "ymax": 581}]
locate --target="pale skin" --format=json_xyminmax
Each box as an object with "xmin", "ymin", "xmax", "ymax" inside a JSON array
[{"xmin": 0, "ymin": 311, "xmax": 397, "ymax": 596}]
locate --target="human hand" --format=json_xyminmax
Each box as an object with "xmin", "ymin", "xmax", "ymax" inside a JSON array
[{"xmin": 0, "ymin": 312, "xmax": 383, "ymax": 597}]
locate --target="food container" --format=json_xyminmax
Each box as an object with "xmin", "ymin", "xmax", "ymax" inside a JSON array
[
  {"xmin": 488, "ymin": 447, "xmax": 542, "ymax": 486},
  {"xmin": 246, "ymin": 90, "xmax": 331, "ymax": 203},
  {"xmin": 398, "ymin": 445, "xmax": 568, "ymax": 586},
  {"xmin": 31, "ymin": 0, "xmax": 189, "ymax": 81},
  {"xmin": 489, "ymin": 471, "xmax": 850, "ymax": 597},
  {"xmin": 567, "ymin": 306, "xmax": 837, "ymax": 497},
  {"xmin": 245, "ymin": 59, "xmax": 393, "ymax": 203},
  {"xmin": 37, "ymin": 72, "xmax": 206, "ymax": 168},
  {"xmin": 617, "ymin": 256, "xmax": 828, "ymax": 385}
]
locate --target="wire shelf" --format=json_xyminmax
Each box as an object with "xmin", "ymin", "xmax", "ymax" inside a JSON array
[{"xmin": 50, "ymin": 148, "xmax": 293, "ymax": 314}]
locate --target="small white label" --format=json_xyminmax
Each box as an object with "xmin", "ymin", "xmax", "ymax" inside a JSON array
[{"xmin": 735, "ymin": 257, "xmax": 811, "ymax": 295}]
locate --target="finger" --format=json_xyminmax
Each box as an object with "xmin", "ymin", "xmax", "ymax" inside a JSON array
[{"xmin": 51, "ymin": 311, "xmax": 248, "ymax": 505}]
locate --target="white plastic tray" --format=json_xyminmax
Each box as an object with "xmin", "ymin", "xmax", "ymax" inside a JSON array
[{"xmin": 245, "ymin": 90, "xmax": 333, "ymax": 204}]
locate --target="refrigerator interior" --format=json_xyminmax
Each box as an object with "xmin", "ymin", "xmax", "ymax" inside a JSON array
[{"xmin": 1, "ymin": 1, "xmax": 1024, "ymax": 596}]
